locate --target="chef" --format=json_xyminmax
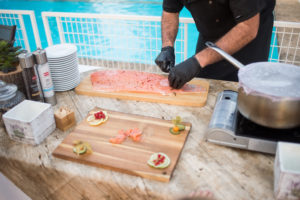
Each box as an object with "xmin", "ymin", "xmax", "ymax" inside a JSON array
[{"xmin": 155, "ymin": 0, "xmax": 276, "ymax": 89}]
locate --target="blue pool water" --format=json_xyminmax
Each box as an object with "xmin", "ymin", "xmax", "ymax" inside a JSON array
[{"xmin": 1, "ymin": 0, "xmax": 278, "ymax": 64}]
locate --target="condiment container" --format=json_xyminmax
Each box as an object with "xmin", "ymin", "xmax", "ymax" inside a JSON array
[
  {"xmin": 33, "ymin": 48, "xmax": 57, "ymax": 106},
  {"xmin": 0, "ymin": 80, "xmax": 25, "ymax": 112},
  {"xmin": 274, "ymin": 142, "xmax": 300, "ymax": 200},
  {"xmin": 54, "ymin": 107, "xmax": 76, "ymax": 131},
  {"xmin": 2, "ymin": 100, "xmax": 56, "ymax": 145},
  {"xmin": 18, "ymin": 52, "xmax": 44, "ymax": 102}
]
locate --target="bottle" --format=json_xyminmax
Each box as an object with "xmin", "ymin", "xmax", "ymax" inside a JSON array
[
  {"xmin": 18, "ymin": 52, "xmax": 44, "ymax": 102},
  {"xmin": 33, "ymin": 48, "xmax": 57, "ymax": 106}
]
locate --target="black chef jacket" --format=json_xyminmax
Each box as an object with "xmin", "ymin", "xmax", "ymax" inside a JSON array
[{"xmin": 163, "ymin": 0, "xmax": 276, "ymax": 81}]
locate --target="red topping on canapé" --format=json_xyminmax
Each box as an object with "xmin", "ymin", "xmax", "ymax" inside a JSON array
[
  {"xmin": 153, "ymin": 154, "xmax": 166, "ymax": 166},
  {"xmin": 94, "ymin": 111, "xmax": 106, "ymax": 120}
]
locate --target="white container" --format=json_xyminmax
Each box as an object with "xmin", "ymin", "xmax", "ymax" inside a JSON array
[
  {"xmin": 3, "ymin": 100, "xmax": 56, "ymax": 145},
  {"xmin": 274, "ymin": 142, "xmax": 300, "ymax": 200},
  {"xmin": 33, "ymin": 48, "xmax": 57, "ymax": 105}
]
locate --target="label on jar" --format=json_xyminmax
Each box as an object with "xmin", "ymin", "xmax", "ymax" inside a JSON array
[
  {"xmin": 37, "ymin": 63, "xmax": 54, "ymax": 98},
  {"xmin": 22, "ymin": 67, "xmax": 43, "ymax": 101}
]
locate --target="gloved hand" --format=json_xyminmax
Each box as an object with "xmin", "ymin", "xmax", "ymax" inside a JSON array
[
  {"xmin": 155, "ymin": 46, "xmax": 175, "ymax": 73},
  {"xmin": 168, "ymin": 56, "xmax": 203, "ymax": 89}
]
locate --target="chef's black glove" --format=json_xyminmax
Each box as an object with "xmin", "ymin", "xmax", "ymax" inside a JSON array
[
  {"xmin": 168, "ymin": 56, "xmax": 202, "ymax": 89},
  {"xmin": 155, "ymin": 46, "xmax": 175, "ymax": 73}
]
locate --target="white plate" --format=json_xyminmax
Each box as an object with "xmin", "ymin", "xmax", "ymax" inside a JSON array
[
  {"xmin": 52, "ymin": 78, "xmax": 80, "ymax": 83},
  {"xmin": 51, "ymin": 73, "xmax": 79, "ymax": 78},
  {"xmin": 47, "ymin": 52, "xmax": 76, "ymax": 59},
  {"xmin": 50, "ymin": 65, "xmax": 79, "ymax": 72},
  {"xmin": 48, "ymin": 57, "xmax": 77, "ymax": 63},
  {"xmin": 50, "ymin": 67, "xmax": 79, "ymax": 72},
  {"xmin": 51, "ymin": 70, "xmax": 79, "ymax": 76},
  {"xmin": 53, "ymin": 82, "xmax": 79, "ymax": 86},
  {"xmin": 48, "ymin": 55, "xmax": 77, "ymax": 63},
  {"xmin": 48, "ymin": 61, "xmax": 78, "ymax": 68},
  {"xmin": 51, "ymin": 73, "xmax": 79, "ymax": 79},
  {"xmin": 53, "ymin": 83, "xmax": 79, "ymax": 90},
  {"xmin": 49, "ymin": 65, "xmax": 78, "ymax": 72},
  {"xmin": 48, "ymin": 60, "xmax": 78, "ymax": 67},
  {"xmin": 46, "ymin": 44, "xmax": 77, "ymax": 58},
  {"xmin": 52, "ymin": 76, "xmax": 79, "ymax": 81},
  {"xmin": 52, "ymin": 74, "xmax": 80, "ymax": 81},
  {"xmin": 54, "ymin": 80, "xmax": 80, "ymax": 91},
  {"xmin": 54, "ymin": 83, "xmax": 78, "ymax": 88},
  {"xmin": 48, "ymin": 56, "xmax": 77, "ymax": 62},
  {"xmin": 48, "ymin": 58, "xmax": 78, "ymax": 65},
  {"xmin": 49, "ymin": 64, "xmax": 79, "ymax": 71},
  {"xmin": 50, "ymin": 67, "xmax": 78, "ymax": 72},
  {"xmin": 50, "ymin": 69, "xmax": 79, "ymax": 75}
]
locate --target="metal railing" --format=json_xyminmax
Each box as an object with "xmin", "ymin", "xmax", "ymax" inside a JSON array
[
  {"xmin": 42, "ymin": 12, "xmax": 300, "ymax": 71},
  {"xmin": 1, "ymin": 10, "xmax": 300, "ymax": 69},
  {"xmin": 271, "ymin": 21, "xmax": 300, "ymax": 65},
  {"xmin": 0, "ymin": 9, "xmax": 41, "ymax": 52},
  {"xmin": 42, "ymin": 12, "xmax": 194, "ymax": 73}
]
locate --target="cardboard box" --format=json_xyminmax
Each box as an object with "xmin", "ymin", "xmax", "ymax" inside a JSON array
[
  {"xmin": 54, "ymin": 107, "xmax": 76, "ymax": 131},
  {"xmin": 3, "ymin": 100, "xmax": 56, "ymax": 145},
  {"xmin": 274, "ymin": 142, "xmax": 300, "ymax": 200}
]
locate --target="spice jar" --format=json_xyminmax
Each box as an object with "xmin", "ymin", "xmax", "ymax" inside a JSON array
[
  {"xmin": 33, "ymin": 48, "xmax": 57, "ymax": 106},
  {"xmin": 18, "ymin": 52, "xmax": 44, "ymax": 102}
]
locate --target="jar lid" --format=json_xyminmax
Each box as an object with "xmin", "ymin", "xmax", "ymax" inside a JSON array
[
  {"xmin": 18, "ymin": 52, "xmax": 34, "ymax": 69},
  {"xmin": 33, "ymin": 48, "xmax": 48, "ymax": 65},
  {"xmin": 238, "ymin": 62, "xmax": 300, "ymax": 99}
]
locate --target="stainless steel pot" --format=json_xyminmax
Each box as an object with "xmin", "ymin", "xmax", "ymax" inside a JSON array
[{"xmin": 206, "ymin": 42, "xmax": 300, "ymax": 129}]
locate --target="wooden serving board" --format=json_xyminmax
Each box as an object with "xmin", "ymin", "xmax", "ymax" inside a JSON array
[
  {"xmin": 53, "ymin": 107, "xmax": 191, "ymax": 182},
  {"xmin": 75, "ymin": 73, "xmax": 209, "ymax": 107}
]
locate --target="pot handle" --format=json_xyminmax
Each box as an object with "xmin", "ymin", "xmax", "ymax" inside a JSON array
[{"xmin": 205, "ymin": 41, "xmax": 245, "ymax": 69}]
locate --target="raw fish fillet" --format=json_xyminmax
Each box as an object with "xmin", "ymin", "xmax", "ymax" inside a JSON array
[{"xmin": 90, "ymin": 70, "xmax": 206, "ymax": 95}]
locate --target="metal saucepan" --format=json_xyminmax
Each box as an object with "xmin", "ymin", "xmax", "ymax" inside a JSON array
[{"xmin": 205, "ymin": 42, "xmax": 300, "ymax": 129}]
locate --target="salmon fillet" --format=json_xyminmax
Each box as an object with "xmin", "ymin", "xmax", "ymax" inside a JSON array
[{"xmin": 90, "ymin": 70, "xmax": 206, "ymax": 95}]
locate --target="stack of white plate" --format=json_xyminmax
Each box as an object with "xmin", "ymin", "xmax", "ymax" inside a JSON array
[{"xmin": 45, "ymin": 44, "xmax": 80, "ymax": 91}]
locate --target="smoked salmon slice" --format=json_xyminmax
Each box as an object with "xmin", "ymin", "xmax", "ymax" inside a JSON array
[
  {"xmin": 109, "ymin": 128, "xmax": 143, "ymax": 144},
  {"xmin": 109, "ymin": 134, "xmax": 126, "ymax": 144},
  {"xmin": 128, "ymin": 128, "xmax": 142, "ymax": 142},
  {"xmin": 90, "ymin": 70, "xmax": 206, "ymax": 95}
]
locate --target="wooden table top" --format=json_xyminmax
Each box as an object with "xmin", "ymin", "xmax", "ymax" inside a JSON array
[{"xmin": 0, "ymin": 71, "xmax": 275, "ymax": 200}]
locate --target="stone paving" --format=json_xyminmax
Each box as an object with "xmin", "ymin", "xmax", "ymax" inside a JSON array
[{"xmin": 275, "ymin": 0, "xmax": 300, "ymax": 22}]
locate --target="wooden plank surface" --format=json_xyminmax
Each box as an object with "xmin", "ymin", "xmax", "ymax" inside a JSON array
[
  {"xmin": 75, "ymin": 72, "xmax": 209, "ymax": 107},
  {"xmin": 53, "ymin": 107, "xmax": 191, "ymax": 182}
]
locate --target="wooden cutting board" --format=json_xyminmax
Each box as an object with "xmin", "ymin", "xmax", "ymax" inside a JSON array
[
  {"xmin": 53, "ymin": 107, "xmax": 191, "ymax": 182},
  {"xmin": 75, "ymin": 73, "xmax": 209, "ymax": 107}
]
